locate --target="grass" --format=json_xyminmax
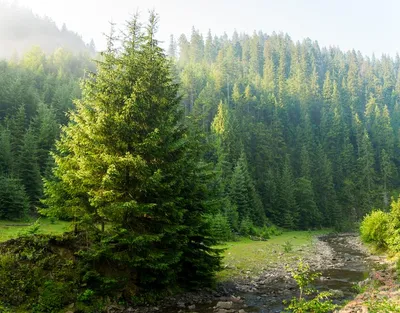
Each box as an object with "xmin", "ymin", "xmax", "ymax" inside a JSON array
[
  {"xmin": 0, "ymin": 219, "xmax": 329, "ymax": 283},
  {"xmin": 216, "ymin": 230, "xmax": 330, "ymax": 281},
  {"xmin": 0, "ymin": 218, "xmax": 71, "ymax": 242}
]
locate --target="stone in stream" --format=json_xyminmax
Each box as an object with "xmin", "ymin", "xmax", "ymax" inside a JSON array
[
  {"xmin": 215, "ymin": 301, "xmax": 233, "ymax": 309},
  {"xmin": 177, "ymin": 301, "xmax": 185, "ymax": 308}
]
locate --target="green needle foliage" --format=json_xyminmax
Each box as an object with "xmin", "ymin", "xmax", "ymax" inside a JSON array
[{"xmin": 41, "ymin": 12, "xmax": 220, "ymax": 297}]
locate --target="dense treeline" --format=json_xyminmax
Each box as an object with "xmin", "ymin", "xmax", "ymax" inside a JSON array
[
  {"xmin": 3, "ymin": 28, "xmax": 400, "ymax": 232},
  {"xmin": 0, "ymin": 47, "xmax": 94, "ymax": 218},
  {"xmin": 171, "ymin": 30, "xmax": 400, "ymax": 230},
  {"xmin": 0, "ymin": 2, "xmax": 95, "ymax": 59}
]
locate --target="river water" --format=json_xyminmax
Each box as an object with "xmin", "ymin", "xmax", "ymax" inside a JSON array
[
  {"xmin": 238, "ymin": 234, "xmax": 372, "ymax": 313},
  {"xmin": 161, "ymin": 234, "xmax": 373, "ymax": 313}
]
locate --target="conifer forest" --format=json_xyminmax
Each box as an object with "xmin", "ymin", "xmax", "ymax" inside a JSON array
[{"xmin": 2, "ymin": 2, "xmax": 400, "ymax": 313}]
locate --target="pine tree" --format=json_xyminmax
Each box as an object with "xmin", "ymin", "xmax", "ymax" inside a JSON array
[
  {"xmin": 0, "ymin": 126, "xmax": 12, "ymax": 175},
  {"xmin": 42, "ymin": 13, "xmax": 220, "ymax": 293},
  {"xmin": 230, "ymin": 151, "xmax": 264, "ymax": 226},
  {"xmin": 32, "ymin": 102, "xmax": 59, "ymax": 173},
  {"xmin": 296, "ymin": 177, "xmax": 320, "ymax": 229},
  {"xmin": 18, "ymin": 127, "xmax": 42, "ymax": 205},
  {"xmin": 313, "ymin": 145, "xmax": 339, "ymax": 226},
  {"xmin": 278, "ymin": 155, "xmax": 297, "ymax": 228},
  {"xmin": 380, "ymin": 149, "xmax": 395, "ymax": 206},
  {"xmin": 357, "ymin": 129, "xmax": 376, "ymax": 214},
  {"xmin": 0, "ymin": 176, "xmax": 29, "ymax": 220}
]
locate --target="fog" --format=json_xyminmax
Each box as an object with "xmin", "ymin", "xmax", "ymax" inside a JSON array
[{"xmin": 0, "ymin": 2, "xmax": 94, "ymax": 59}]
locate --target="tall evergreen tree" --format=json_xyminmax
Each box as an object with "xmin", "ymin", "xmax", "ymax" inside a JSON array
[
  {"xmin": 42, "ymin": 13, "xmax": 220, "ymax": 292},
  {"xmin": 18, "ymin": 127, "xmax": 42, "ymax": 205}
]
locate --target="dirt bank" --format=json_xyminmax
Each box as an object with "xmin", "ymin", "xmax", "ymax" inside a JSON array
[{"xmin": 339, "ymin": 255, "xmax": 400, "ymax": 313}]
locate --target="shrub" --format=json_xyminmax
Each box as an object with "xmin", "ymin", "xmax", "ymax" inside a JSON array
[
  {"xmin": 386, "ymin": 197, "xmax": 400, "ymax": 253},
  {"xmin": 263, "ymin": 225, "xmax": 282, "ymax": 237},
  {"xmin": 239, "ymin": 217, "xmax": 257, "ymax": 236},
  {"xmin": 283, "ymin": 240, "xmax": 293, "ymax": 253},
  {"xmin": 34, "ymin": 280, "xmax": 73, "ymax": 313},
  {"xmin": 284, "ymin": 260, "xmax": 338, "ymax": 313},
  {"xmin": 18, "ymin": 218, "xmax": 41, "ymax": 237},
  {"xmin": 260, "ymin": 227, "xmax": 271, "ymax": 240},
  {"xmin": 360, "ymin": 210, "xmax": 389, "ymax": 248}
]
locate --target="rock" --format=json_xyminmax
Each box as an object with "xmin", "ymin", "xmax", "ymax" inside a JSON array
[
  {"xmin": 215, "ymin": 301, "xmax": 233, "ymax": 309},
  {"xmin": 329, "ymin": 289, "xmax": 345, "ymax": 298},
  {"xmin": 238, "ymin": 310, "xmax": 246, "ymax": 313},
  {"xmin": 231, "ymin": 296, "xmax": 242, "ymax": 303},
  {"xmin": 177, "ymin": 301, "xmax": 185, "ymax": 308},
  {"xmin": 188, "ymin": 304, "xmax": 196, "ymax": 310},
  {"xmin": 216, "ymin": 310, "xmax": 228, "ymax": 313}
]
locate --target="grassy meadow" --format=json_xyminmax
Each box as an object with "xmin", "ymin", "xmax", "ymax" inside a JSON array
[
  {"xmin": 216, "ymin": 230, "xmax": 330, "ymax": 281},
  {"xmin": 0, "ymin": 218, "xmax": 71, "ymax": 242}
]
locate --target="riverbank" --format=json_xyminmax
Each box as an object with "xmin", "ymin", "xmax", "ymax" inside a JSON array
[
  {"xmin": 1, "ymin": 230, "xmax": 378, "ymax": 313},
  {"xmin": 339, "ymin": 254, "xmax": 400, "ymax": 313},
  {"xmin": 114, "ymin": 232, "xmax": 373, "ymax": 313}
]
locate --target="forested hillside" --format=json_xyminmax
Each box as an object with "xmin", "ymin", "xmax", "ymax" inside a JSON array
[
  {"xmin": 172, "ymin": 30, "xmax": 400, "ymax": 230},
  {"xmin": 2, "ymin": 25, "xmax": 400, "ymax": 232},
  {"xmin": 0, "ymin": 47, "xmax": 94, "ymax": 218},
  {"xmin": 0, "ymin": 2, "xmax": 95, "ymax": 59}
]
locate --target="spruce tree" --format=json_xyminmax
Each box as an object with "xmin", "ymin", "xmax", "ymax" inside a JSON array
[
  {"xmin": 0, "ymin": 176, "xmax": 29, "ymax": 220},
  {"xmin": 42, "ymin": 13, "xmax": 220, "ymax": 293},
  {"xmin": 18, "ymin": 127, "xmax": 42, "ymax": 205},
  {"xmin": 278, "ymin": 155, "xmax": 297, "ymax": 228}
]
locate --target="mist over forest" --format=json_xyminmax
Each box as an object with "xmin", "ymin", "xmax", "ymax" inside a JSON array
[{"xmin": 0, "ymin": 2, "xmax": 95, "ymax": 58}]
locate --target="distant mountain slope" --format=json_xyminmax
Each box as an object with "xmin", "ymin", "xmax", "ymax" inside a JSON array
[{"xmin": 0, "ymin": 2, "xmax": 95, "ymax": 58}]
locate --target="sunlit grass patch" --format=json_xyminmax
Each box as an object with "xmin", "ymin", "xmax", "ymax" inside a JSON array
[
  {"xmin": 216, "ymin": 230, "xmax": 330, "ymax": 281},
  {"xmin": 0, "ymin": 218, "xmax": 71, "ymax": 242}
]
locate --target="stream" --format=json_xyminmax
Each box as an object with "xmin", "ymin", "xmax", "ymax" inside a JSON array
[
  {"xmin": 234, "ymin": 234, "xmax": 373, "ymax": 313},
  {"xmin": 143, "ymin": 234, "xmax": 375, "ymax": 313}
]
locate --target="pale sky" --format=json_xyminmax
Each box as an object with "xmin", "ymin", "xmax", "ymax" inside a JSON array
[{"xmin": 9, "ymin": 0, "xmax": 400, "ymax": 56}]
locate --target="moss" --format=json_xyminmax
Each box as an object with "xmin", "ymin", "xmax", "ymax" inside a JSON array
[{"xmin": 0, "ymin": 234, "xmax": 112, "ymax": 312}]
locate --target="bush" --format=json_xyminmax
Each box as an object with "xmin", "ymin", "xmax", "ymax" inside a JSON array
[
  {"xmin": 360, "ymin": 210, "xmax": 389, "ymax": 248},
  {"xmin": 260, "ymin": 227, "xmax": 271, "ymax": 240},
  {"xmin": 239, "ymin": 217, "xmax": 257, "ymax": 236},
  {"xmin": 18, "ymin": 218, "xmax": 41, "ymax": 237},
  {"xmin": 284, "ymin": 260, "xmax": 338, "ymax": 313},
  {"xmin": 283, "ymin": 240, "xmax": 293, "ymax": 253},
  {"xmin": 264, "ymin": 225, "xmax": 282, "ymax": 236},
  {"xmin": 34, "ymin": 280, "xmax": 73, "ymax": 313},
  {"xmin": 0, "ymin": 253, "xmax": 38, "ymax": 305}
]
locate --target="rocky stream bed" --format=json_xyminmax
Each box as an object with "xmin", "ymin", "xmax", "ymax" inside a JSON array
[{"xmin": 111, "ymin": 233, "xmax": 392, "ymax": 313}]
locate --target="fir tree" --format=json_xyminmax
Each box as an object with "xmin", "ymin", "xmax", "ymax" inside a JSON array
[{"xmin": 42, "ymin": 12, "xmax": 220, "ymax": 293}]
